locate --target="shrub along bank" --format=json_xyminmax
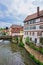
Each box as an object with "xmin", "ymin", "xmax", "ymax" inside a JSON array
[
  {"xmin": 25, "ymin": 37, "xmax": 43, "ymax": 54},
  {"xmin": 18, "ymin": 42, "xmax": 24, "ymax": 47},
  {"xmin": 29, "ymin": 53, "xmax": 43, "ymax": 65},
  {"xmin": 26, "ymin": 42, "xmax": 43, "ymax": 54},
  {"xmin": 18, "ymin": 36, "xmax": 24, "ymax": 47}
]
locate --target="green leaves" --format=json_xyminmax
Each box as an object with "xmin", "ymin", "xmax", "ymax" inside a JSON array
[
  {"xmin": 25, "ymin": 37, "xmax": 30, "ymax": 44},
  {"xmin": 40, "ymin": 37, "xmax": 43, "ymax": 45},
  {"xmin": 29, "ymin": 54, "xmax": 43, "ymax": 65},
  {"xmin": 18, "ymin": 42, "xmax": 24, "ymax": 47}
]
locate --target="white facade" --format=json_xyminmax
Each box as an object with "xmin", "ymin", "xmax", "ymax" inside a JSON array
[{"xmin": 24, "ymin": 18, "xmax": 43, "ymax": 46}]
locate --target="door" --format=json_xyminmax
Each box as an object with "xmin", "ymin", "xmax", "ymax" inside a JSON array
[{"xmin": 35, "ymin": 38, "xmax": 37, "ymax": 43}]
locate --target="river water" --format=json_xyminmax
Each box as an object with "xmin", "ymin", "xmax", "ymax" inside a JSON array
[{"xmin": 0, "ymin": 40, "xmax": 37, "ymax": 65}]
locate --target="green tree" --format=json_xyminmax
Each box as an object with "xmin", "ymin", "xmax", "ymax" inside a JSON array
[
  {"xmin": 25, "ymin": 37, "xmax": 30, "ymax": 44},
  {"xmin": 2, "ymin": 32, "xmax": 6, "ymax": 35},
  {"xmin": 6, "ymin": 27, "xmax": 8, "ymax": 30}
]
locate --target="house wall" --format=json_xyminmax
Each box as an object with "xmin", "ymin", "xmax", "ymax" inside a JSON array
[
  {"xmin": 9, "ymin": 25, "xmax": 23, "ymax": 36},
  {"xmin": 24, "ymin": 17, "xmax": 43, "ymax": 46}
]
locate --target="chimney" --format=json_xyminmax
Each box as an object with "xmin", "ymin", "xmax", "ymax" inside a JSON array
[{"xmin": 37, "ymin": 7, "xmax": 39, "ymax": 16}]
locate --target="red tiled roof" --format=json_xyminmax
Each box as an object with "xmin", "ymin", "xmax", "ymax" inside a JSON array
[
  {"xmin": 24, "ymin": 10, "xmax": 43, "ymax": 22},
  {"xmin": 10, "ymin": 25, "xmax": 23, "ymax": 28},
  {"xmin": 11, "ymin": 28, "xmax": 23, "ymax": 33},
  {"xmin": 10, "ymin": 25, "xmax": 23, "ymax": 33}
]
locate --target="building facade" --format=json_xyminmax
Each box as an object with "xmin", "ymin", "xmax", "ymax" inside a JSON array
[
  {"xmin": 23, "ymin": 7, "xmax": 43, "ymax": 46},
  {"xmin": 9, "ymin": 25, "xmax": 23, "ymax": 36}
]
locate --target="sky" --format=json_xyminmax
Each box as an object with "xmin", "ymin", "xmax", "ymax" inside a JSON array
[{"xmin": 0, "ymin": 0, "xmax": 43, "ymax": 28}]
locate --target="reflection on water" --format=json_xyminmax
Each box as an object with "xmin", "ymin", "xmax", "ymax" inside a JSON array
[
  {"xmin": 0, "ymin": 40, "xmax": 3, "ymax": 42},
  {"xmin": 0, "ymin": 41, "xmax": 37, "ymax": 65},
  {"xmin": 0, "ymin": 40, "xmax": 10, "ymax": 45}
]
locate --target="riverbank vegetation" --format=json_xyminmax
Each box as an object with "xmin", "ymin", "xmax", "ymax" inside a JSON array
[
  {"xmin": 10, "ymin": 43, "xmax": 37, "ymax": 65},
  {"xmin": 40, "ymin": 37, "xmax": 43, "ymax": 45},
  {"xmin": 29, "ymin": 53, "xmax": 43, "ymax": 65},
  {"xmin": 18, "ymin": 42, "xmax": 24, "ymax": 47},
  {"xmin": 12, "ymin": 37, "xmax": 18, "ymax": 43},
  {"xmin": 12, "ymin": 36, "xmax": 24, "ymax": 47},
  {"xmin": 18, "ymin": 36, "xmax": 24, "ymax": 47},
  {"xmin": 12, "ymin": 37, "xmax": 43, "ymax": 65},
  {"xmin": 25, "ymin": 37, "xmax": 43, "ymax": 54}
]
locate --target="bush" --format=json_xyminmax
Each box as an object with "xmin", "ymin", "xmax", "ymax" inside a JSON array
[
  {"xmin": 39, "ymin": 47, "xmax": 43, "ymax": 54},
  {"xmin": 40, "ymin": 37, "xmax": 43, "ymax": 45},
  {"xmin": 29, "ymin": 54, "xmax": 43, "ymax": 65},
  {"xmin": 15, "ymin": 37, "xmax": 18, "ymax": 43},
  {"xmin": 2, "ymin": 32, "xmax": 6, "ymax": 35},
  {"xmin": 25, "ymin": 37, "xmax": 30, "ymax": 44},
  {"xmin": 12, "ymin": 37, "xmax": 18, "ymax": 43},
  {"xmin": 26, "ymin": 41, "xmax": 43, "ymax": 54},
  {"xmin": 20, "ymin": 36, "xmax": 23, "ymax": 42},
  {"xmin": 18, "ymin": 42, "xmax": 24, "ymax": 47}
]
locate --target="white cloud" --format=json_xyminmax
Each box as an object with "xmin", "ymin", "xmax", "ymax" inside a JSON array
[
  {"xmin": 0, "ymin": 0, "xmax": 43, "ymax": 15},
  {"xmin": 0, "ymin": 0, "xmax": 36, "ymax": 16},
  {"xmin": 0, "ymin": 11, "xmax": 4, "ymax": 17},
  {"xmin": 0, "ymin": 0, "xmax": 43, "ymax": 27},
  {"xmin": 33, "ymin": 0, "xmax": 43, "ymax": 11},
  {"xmin": 0, "ymin": 22, "xmax": 12, "ymax": 28}
]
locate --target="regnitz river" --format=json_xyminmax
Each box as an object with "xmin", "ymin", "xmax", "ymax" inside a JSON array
[{"xmin": 0, "ymin": 40, "xmax": 37, "ymax": 65}]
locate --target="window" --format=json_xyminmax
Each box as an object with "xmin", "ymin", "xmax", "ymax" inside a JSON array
[
  {"xmin": 24, "ymin": 26, "xmax": 30, "ymax": 30},
  {"xmin": 37, "ymin": 32, "xmax": 42, "ymax": 36},
  {"xmin": 28, "ymin": 21, "xmax": 30, "ymax": 24},
  {"xmin": 29, "ymin": 26, "xmax": 31, "ymax": 30},
  {"xmin": 24, "ymin": 22, "xmax": 27, "ymax": 24},
  {"xmin": 33, "ymin": 26, "xmax": 36, "ymax": 29},
  {"xmin": 39, "ymin": 25, "xmax": 43, "ymax": 29},
  {"xmin": 24, "ymin": 18, "xmax": 40, "ymax": 25},
  {"xmin": 30, "ymin": 26, "xmax": 36, "ymax": 30},
  {"xmin": 29, "ymin": 19, "xmax": 36, "ymax": 24},
  {"xmin": 33, "ymin": 19, "xmax": 36, "ymax": 23},
  {"xmin": 36, "ymin": 18, "xmax": 40, "ymax": 22},
  {"xmin": 30, "ymin": 20, "xmax": 32, "ymax": 24}
]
